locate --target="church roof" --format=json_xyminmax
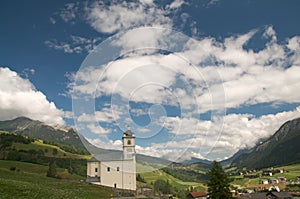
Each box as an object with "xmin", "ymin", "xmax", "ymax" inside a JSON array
[
  {"xmin": 123, "ymin": 129, "xmax": 134, "ymax": 136},
  {"xmin": 123, "ymin": 125, "xmax": 135, "ymax": 137},
  {"xmin": 88, "ymin": 151, "xmax": 123, "ymax": 162}
]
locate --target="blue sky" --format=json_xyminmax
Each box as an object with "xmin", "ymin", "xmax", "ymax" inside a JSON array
[{"xmin": 1, "ymin": 0, "xmax": 300, "ymax": 161}]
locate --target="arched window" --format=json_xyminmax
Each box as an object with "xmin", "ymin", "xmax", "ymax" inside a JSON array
[{"xmin": 127, "ymin": 140, "xmax": 131, "ymax": 145}]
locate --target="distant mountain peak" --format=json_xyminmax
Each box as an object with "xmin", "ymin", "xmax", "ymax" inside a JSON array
[
  {"xmin": 12, "ymin": 116, "xmax": 34, "ymax": 122},
  {"xmin": 0, "ymin": 116, "xmax": 83, "ymax": 149},
  {"xmin": 231, "ymin": 117, "xmax": 300, "ymax": 168}
]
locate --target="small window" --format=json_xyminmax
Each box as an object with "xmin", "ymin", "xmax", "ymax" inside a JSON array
[
  {"xmin": 107, "ymin": 167, "xmax": 110, "ymax": 172},
  {"xmin": 117, "ymin": 167, "xmax": 120, "ymax": 171},
  {"xmin": 127, "ymin": 140, "xmax": 131, "ymax": 145},
  {"xmin": 95, "ymin": 168, "xmax": 98, "ymax": 172},
  {"xmin": 114, "ymin": 183, "xmax": 117, "ymax": 188}
]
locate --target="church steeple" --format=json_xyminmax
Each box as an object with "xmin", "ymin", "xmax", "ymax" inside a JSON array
[{"xmin": 122, "ymin": 126, "xmax": 136, "ymax": 160}]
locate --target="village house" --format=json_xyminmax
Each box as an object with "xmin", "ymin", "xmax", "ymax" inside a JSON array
[
  {"xmin": 279, "ymin": 169, "xmax": 284, "ymax": 174},
  {"xmin": 277, "ymin": 177, "xmax": 286, "ymax": 183},
  {"xmin": 86, "ymin": 127, "xmax": 136, "ymax": 191},
  {"xmin": 263, "ymin": 171, "xmax": 273, "ymax": 177},
  {"xmin": 188, "ymin": 191, "xmax": 208, "ymax": 199},
  {"xmin": 260, "ymin": 179, "xmax": 269, "ymax": 185},
  {"xmin": 268, "ymin": 178, "xmax": 279, "ymax": 184},
  {"xmin": 237, "ymin": 191, "xmax": 293, "ymax": 199}
]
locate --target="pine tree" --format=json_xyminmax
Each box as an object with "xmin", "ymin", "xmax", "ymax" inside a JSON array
[
  {"xmin": 46, "ymin": 159, "xmax": 57, "ymax": 178},
  {"xmin": 207, "ymin": 161, "xmax": 232, "ymax": 199}
]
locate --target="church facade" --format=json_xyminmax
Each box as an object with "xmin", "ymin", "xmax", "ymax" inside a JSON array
[{"xmin": 86, "ymin": 128, "xmax": 136, "ymax": 191}]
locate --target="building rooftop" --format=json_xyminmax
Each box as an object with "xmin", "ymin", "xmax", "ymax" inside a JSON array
[
  {"xmin": 189, "ymin": 191, "xmax": 207, "ymax": 198},
  {"xmin": 88, "ymin": 151, "xmax": 123, "ymax": 162},
  {"xmin": 123, "ymin": 126, "xmax": 135, "ymax": 137},
  {"xmin": 267, "ymin": 191, "xmax": 293, "ymax": 198}
]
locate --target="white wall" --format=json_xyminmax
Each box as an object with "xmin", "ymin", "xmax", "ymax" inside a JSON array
[
  {"xmin": 100, "ymin": 160, "xmax": 136, "ymax": 191},
  {"xmin": 87, "ymin": 161, "xmax": 100, "ymax": 177}
]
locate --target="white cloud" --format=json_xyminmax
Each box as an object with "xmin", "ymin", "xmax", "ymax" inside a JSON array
[
  {"xmin": 112, "ymin": 27, "xmax": 173, "ymax": 52},
  {"xmin": 138, "ymin": 0, "xmax": 154, "ymax": 5},
  {"xmin": 263, "ymin": 26, "xmax": 277, "ymax": 41},
  {"xmin": 49, "ymin": 17, "xmax": 56, "ymax": 24},
  {"xmin": 21, "ymin": 68, "xmax": 35, "ymax": 79},
  {"xmin": 87, "ymin": 138, "xmax": 122, "ymax": 150},
  {"xmin": 287, "ymin": 36, "xmax": 300, "ymax": 65},
  {"xmin": 204, "ymin": 0, "xmax": 220, "ymax": 8},
  {"xmin": 45, "ymin": 35, "xmax": 101, "ymax": 54},
  {"xmin": 68, "ymin": 20, "xmax": 300, "ymax": 160},
  {"xmin": 79, "ymin": 105, "xmax": 300, "ymax": 161},
  {"xmin": 85, "ymin": 1, "xmax": 172, "ymax": 34},
  {"xmin": 59, "ymin": 2, "xmax": 79, "ymax": 23},
  {"xmin": 130, "ymin": 108, "xmax": 148, "ymax": 117},
  {"xmin": 158, "ymin": 106, "xmax": 300, "ymax": 160},
  {"xmin": 287, "ymin": 36, "xmax": 300, "ymax": 51},
  {"xmin": 0, "ymin": 67, "xmax": 65, "ymax": 125},
  {"xmin": 63, "ymin": 111, "xmax": 73, "ymax": 119},
  {"xmin": 45, "ymin": 39, "xmax": 82, "ymax": 54},
  {"xmin": 70, "ymin": 28, "xmax": 300, "ymax": 114},
  {"xmin": 77, "ymin": 107, "xmax": 122, "ymax": 123},
  {"xmin": 166, "ymin": 0, "xmax": 186, "ymax": 10},
  {"xmin": 87, "ymin": 123, "xmax": 111, "ymax": 135}
]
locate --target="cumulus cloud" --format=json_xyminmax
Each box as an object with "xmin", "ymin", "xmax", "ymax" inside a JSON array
[
  {"xmin": 87, "ymin": 138, "xmax": 122, "ymax": 150},
  {"xmin": 70, "ymin": 27, "xmax": 300, "ymax": 113},
  {"xmin": 72, "ymin": 26, "xmax": 300, "ymax": 160},
  {"xmin": 77, "ymin": 107, "xmax": 122, "ymax": 123},
  {"xmin": 65, "ymin": 0, "xmax": 300, "ymax": 161},
  {"xmin": 85, "ymin": 104, "xmax": 300, "ymax": 161},
  {"xmin": 0, "ymin": 67, "xmax": 65, "ymax": 125},
  {"xmin": 85, "ymin": 0, "xmax": 172, "ymax": 34},
  {"xmin": 87, "ymin": 123, "xmax": 112, "ymax": 135},
  {"xmin": 157, "ymin": 106, "xmax": 300, "ymax": 160},
  {"xmin": 287, "ymin": 36, "xmax": 300, "ymax": 65},
  {"xmin": 166, "ymin": 0, "xmax": 186, "ymax": 10}
]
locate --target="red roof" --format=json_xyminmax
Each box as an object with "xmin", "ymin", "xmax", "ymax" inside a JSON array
[{"xmin": 190, "ymin": 191, "xmax": 208, "ymax": 197}]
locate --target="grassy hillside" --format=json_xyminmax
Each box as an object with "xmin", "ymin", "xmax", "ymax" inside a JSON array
[
  {"xmin": 136, "ymin": 163, "xmax": 207, "ymax": 192},
  {"xmin": 0, "ymin": 160, "xmax": 114, "ymax": 198},
  {"xmin": 229, "ymin": 163, "xmax": 300, "ymax": 190},
  {"xmin": 0, "ymin": 117, "xmax": 87, "ymax": 149},
  {"xmin": 12, "ymin": 139, "xmax": 91, "ymax": 159},
  {"xmin": 231, "ymin": 118, "xmax": 300, "ymax": 169},
  {"xmin": 0, "ymin": 130, "xmax": 89, "ymax": 176}
]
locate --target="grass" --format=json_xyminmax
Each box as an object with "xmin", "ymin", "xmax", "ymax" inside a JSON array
[
  {"xmin": 0, "ymin": 160, "xmax": 114, "ymax": 198},
  {"xmin": 0, "ymin": 130, "xmax": 11, "ymax": 134},
  {"xmin": 139, "ymin": 168, "xmax": 206, "ymax": 191},
  {"xmin": 230, "ymin": 164, "xmax": 300, "ymax": 188},
  {"xmin": 275, "ymin": 164, "xmax": 300, "ymax": 181},
  {"xmin": 12, "ymin": 140, "xmax": 91, "ymax": 159}
]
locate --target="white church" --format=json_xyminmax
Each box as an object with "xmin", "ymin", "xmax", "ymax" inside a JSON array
[{"xmin": 86, "ymin": 127, "xmax": 136, "ymax": 191}]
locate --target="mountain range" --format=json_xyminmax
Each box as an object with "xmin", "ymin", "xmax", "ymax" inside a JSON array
[
  {"xmin": 0, "ymin": 117, "xmax": 84, "ymax": 149},
  {"xmin": 1, "ymin": 116, "xmax": 300, "ymax": 169},
  {"xmin": 0, "ymin": 117, "xmax": 171, "ymax": 169},
  {"xmin": 231, "ymin": 117, "xmax": 300, "ymax": 169}
]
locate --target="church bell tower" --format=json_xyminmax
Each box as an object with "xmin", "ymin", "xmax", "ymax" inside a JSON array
[{"xmin": 122, "ymin": 126, "xmax": 136, "ymax": 160}]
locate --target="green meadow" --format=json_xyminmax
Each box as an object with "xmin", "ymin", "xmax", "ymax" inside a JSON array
[{"xmin": 0, "ymin": 160, "xmax": 114, "ymax": 199}]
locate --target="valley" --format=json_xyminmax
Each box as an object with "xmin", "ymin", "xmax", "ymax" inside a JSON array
[{"xmin": 0, "ymin": 117, "xmax": 300, "ymax": 198}]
